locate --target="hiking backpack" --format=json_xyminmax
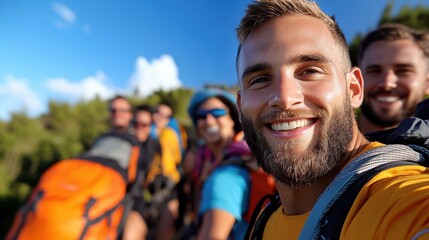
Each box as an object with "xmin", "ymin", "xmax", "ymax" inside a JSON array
[
  {"xmin": 245, "ymin": 98, "xmax": 429, "ymax": 240},
  {"xmin": 221, "ymin": 154, "xmax": 277, "ymax": 224},
  {"xmin": 196, "ymin": 140, "xmax": 276, "ymax": 223},
  {"xmin": 6, "ymin": 132, "xmax": 146, "ymax": 240}
]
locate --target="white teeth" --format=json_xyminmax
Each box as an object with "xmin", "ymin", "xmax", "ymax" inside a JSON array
[
  {"xmin": 271, "ymin": 119, "xmax": 311, "ymax": 131},
  {"xmin": 375, "ymin": 96, "xmax": 399, "ymax": 103},
  {"xmin": 206, "ymin": 126, "xmax": 220, "ymax": 134}
]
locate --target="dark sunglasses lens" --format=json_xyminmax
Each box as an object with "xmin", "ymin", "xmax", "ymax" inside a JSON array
[
  {"xmin": 110, "ymin": 108, "xmax": 130, "ymax": 113},
  {"xmin": 210, "ymin": 109, "xmax": 227, "ymax": 118},
  {"xmin": 136, "ymin": 122, "xmax": 151, "ymax": 128},
  {"xmin": 196, "ymin": 110, "xmax": 208, "ymax": 119},
  {"xmin": 196, "ymin": 108, "xmax": 227, "ymax": 119}
]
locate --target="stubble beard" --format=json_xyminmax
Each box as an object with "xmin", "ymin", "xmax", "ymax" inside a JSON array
[
  {"xmin": 361, "ymin": 93, "xmax": 421, "ymax": 128},
  {"xmin": 240, "ymin": 97, "xmax": 354, "ymax": 188}
]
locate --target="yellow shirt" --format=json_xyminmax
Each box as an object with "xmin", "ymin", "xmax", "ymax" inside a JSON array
[
  {"xmin": 145, "ymin": 152, "xmax": 162, "ymax": 184},
  {"xmin": 263, "ymin": 142, "xmax": 429, "ymax": 239},
  {"xmin": 159, "ymin": 127, "xmax": 182, "ymax": 184}
]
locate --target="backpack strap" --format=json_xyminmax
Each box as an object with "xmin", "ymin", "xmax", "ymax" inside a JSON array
[
  {"xmin": 319, "ymin": 160, "xmax": 419, "ymax": 239},
  {"xmin": 298, "ymin": 144, "xmax": 429, "ymax": 240},
  {"xmin": 244, "ymin": 194, "xmax": 280, "ymax": 240},
  {"xmin": 116, "ymin": 139, "xmax": 149, "ymax": 238}
]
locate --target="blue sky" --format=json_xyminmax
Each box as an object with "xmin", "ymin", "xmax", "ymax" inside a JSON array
[{"xmin": 0, "ymin": 0, "xmax": 428, "ymax": 121}]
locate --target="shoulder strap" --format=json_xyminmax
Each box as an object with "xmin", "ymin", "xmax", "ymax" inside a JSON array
[
  {"xmin": 117, "ymin": 141, "xmax": 148, "ymax": 237},
  {"xmin": 298, "ymin": 144, "xmax": 429, "ymax": 240},
  {"xmin": 319, "ymin": 160, "xmax": 419, "ymax": 239},
  {"xmin": 244, "ymin": 194, "xmax": 280, "ymax": 240}
]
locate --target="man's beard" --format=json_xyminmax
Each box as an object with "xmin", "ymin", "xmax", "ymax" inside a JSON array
[
  {"xmin": 360, "ymin": 97, "xmax": 416, "ymax": 129},
  {"xmin": 240, "ymin": 96, "xmax": 354, "ymax": 187}
]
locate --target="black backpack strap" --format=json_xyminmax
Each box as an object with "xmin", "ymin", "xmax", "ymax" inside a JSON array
[
  {"xmin": 319, "ymin": 160, "xmax": 419, "ymax": 239},
  {"xmin": 245, "ymin": 194, "xmax": 281, "ymax": 240},
  {"xmin": 117, "ymin": 141, "xmax": 148, "ymax": 237}
]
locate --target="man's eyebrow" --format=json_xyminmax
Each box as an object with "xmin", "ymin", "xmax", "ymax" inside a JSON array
[
  {"xmin": 394, "ymin": 63, "xmax": 416, "ymax": 69},
  {"xmin": 291, "ymin": 54, "xmax": 332, "ymax": 64},
  {"xmin": 240, "ymin": 55, "xmax": 332, "ymax": 80},
  {"xmin": 241, "ymin": 63, "xmax": 271, "ymax": 80}
]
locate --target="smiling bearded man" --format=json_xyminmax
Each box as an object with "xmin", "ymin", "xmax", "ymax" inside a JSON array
[
  {"xmin": 240, "ymin": 92, "xmax": 354, "ymax": 187},
  {"xmin": 235, "ymin": 1, "xmax": 429, "ymax": 240}
]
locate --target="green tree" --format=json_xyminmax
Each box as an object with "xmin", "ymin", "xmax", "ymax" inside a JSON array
[
  {"xmin": 75, "ymin": 97, "xmax": 109, "ymax": 150},
  {"xmin": 0, "ymin": 113, "xmax": 50, "ymax": 237},
  {"xmin": 379, "ymin": 2, "xmax": 429, "ymax": 30},
  {"xmin": 0, "ymin": 113, "xmax": 48, "ymax": 195}
]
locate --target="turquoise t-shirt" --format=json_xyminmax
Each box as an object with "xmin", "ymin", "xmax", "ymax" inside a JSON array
[{"xmin": 199, "ymin": 164, "xmax": 250, "ymax": 240}]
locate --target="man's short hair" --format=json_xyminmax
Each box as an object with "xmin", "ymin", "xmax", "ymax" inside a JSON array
[
  {"xmin": 236, "ymin": 0, "xmax": 351, "ymax": 73},
  {"xmin": 156, "ymin": 101, "xmax": 174, "ymax": 116},
  {"xmin": 358, "ymin": 23, "xmax": 429, "ymax": 65},
  {"xmin": 108, "ymin": 95, "xmax": 130, "ymax": 105},
  {"xmin": 135, "ymin": 104, "xmax": 155, "ymax": 116}
]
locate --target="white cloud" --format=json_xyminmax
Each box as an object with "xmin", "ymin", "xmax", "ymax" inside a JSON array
[
  {"xmin": 129, "ymin": 55, "xmax": 182, "ymax": 97},
  {"xmin": 0, "ymin": 55, "xmax": 182, "ymax": 121},
  {"xmin": 46, "ymin": 71, "xmax": 116, "ymax": 101},
  {"xmin": 0, "ymin": 75, "xmax": 44, "ymax": 120},
  {"xmin": 46, "ymin": 55, "xmax": 183, "ymax": 101},
  {"xmin": 51, "ymin": 3, "xmax": 91, "ymax": 34},
  {"xmin": 52, "ymin": 2, "xmax": 75, "ymax": 24}
]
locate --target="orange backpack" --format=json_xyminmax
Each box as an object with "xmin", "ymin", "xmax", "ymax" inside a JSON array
[
  {"xmin": 217, "ymin": 157, "xmax": 276, "ymax": 223},
  {"xmin": 6, "ymin": 132, "xmax": 145, "ymax": 240},
  {"xmin": 192, "ymin": 141, "xmax": 277, "ymax": 223},
  {"xmin": 242, "ymin": 166, "xmax": 276, "ymax": 222}
]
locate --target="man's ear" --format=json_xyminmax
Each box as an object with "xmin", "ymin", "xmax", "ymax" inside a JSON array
[
  {"xmin": 236, "ymin": 90, "xmax": 242, "ymax": 123},
  {"xmin": 347, "ymin": 67, "xmax": 364, "ymax": 109}
]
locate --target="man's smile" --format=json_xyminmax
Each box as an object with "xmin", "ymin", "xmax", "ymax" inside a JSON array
[{"xmin": 270, "ymin": 118, "xmax": 316, "ymax": 131}]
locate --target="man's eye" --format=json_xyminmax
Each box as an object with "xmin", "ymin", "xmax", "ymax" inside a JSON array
[
  {"xmin": 249, "ymin": 76, "xmax": 270, "ymax": 86},
  {"xmin": 396, "ymin": 68, "xmax": 414, "ymax": 76},
  {"xmin": 298, "ymin": 67, "xmax": 326, "ymax": 80},
  {"xmin": 301, "ymin": 69, "xmax": 319, "ymax": 75}
]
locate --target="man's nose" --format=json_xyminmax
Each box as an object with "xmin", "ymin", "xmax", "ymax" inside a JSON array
[
  {"xmin": 269, "ymin": 71, "xmax": 303, "ymax": 110},
  {"xmin": 377, "ymin": 70, "xmax": 398, "ymax": 90}
]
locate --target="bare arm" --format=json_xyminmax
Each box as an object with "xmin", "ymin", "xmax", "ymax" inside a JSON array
[{"xmin": 197, "ymin": 209, "xmax": 236, "ymax": 240}]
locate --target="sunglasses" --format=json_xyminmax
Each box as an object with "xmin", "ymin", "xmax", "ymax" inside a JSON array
[
  {"xmin": 135, "ymin": 122, "xmax": 151, "ymax": 128},
  {"xmin": 109, "ymin": 108, "xmax": 130, "ymax": 113},
  {"xmin": 157, "ymin": 113, "xmax": 171, "ymax": 119},
  {"xmin": 196, "ymin": 108, "xmax": 228, "ymax": 120}
]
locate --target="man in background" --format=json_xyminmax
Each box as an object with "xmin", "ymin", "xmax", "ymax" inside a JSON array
[
  {"xmin": 124, "ymin": 104, "xmax": 163, "ymax": 240},
  {"xmin": 151, "ymin": 103, "xmax": 174, "ymax": 138},
  {"xmin": 108, "ymin": 95, "xmax": 133, "ymax": 134},
  {"xmin": 151, "ymin": 103, "xmax": 184, "ymax": 240},
  {"xmin": 358, "ymin": 23, "xmax": 429, "ymax": 137},
  {"xmin": 107, "ymin": 95, "xmax": 146, "ymax": 240}
]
